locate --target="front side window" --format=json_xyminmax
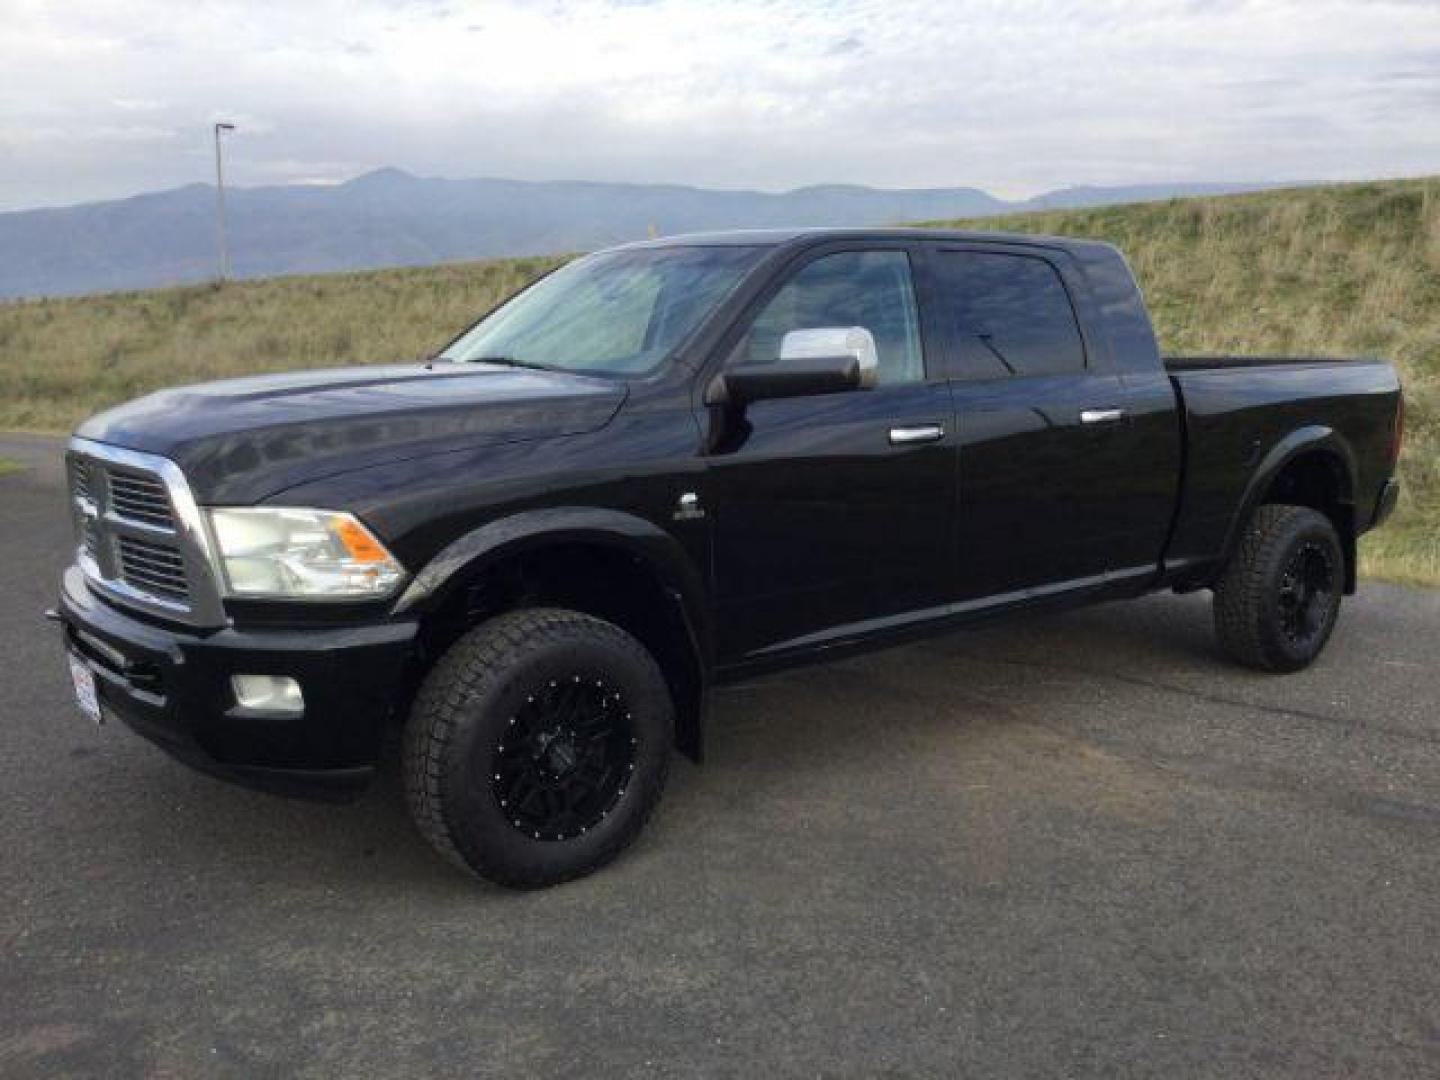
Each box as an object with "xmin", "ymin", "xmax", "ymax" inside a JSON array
[
  {"xmin": 735, "ymin": 250, "xmax": 925, "ymax": 385},
  {"xmin": 933, "ymin": 251, "xmax": 1086, "ymax": 378},
  {"xmin": 441, "ymin": 245, "xmax": 764, "ymax": 377}
]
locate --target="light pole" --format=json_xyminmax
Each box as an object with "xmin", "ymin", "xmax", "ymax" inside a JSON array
[{"xmin": 213, "ymin": 121, "xmax": 236, "ymax": 283}]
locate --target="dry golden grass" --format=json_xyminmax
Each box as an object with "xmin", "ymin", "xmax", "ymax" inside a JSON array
[
  {"xmin": 0, "ymin": 255, "xmax": 563, "ymax": 431},
  {"xmin": 0, "ymin": 178, "xmax": 1434, "ymax": 581}
]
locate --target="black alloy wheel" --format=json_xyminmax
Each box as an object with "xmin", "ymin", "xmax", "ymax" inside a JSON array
[
  {"xmin": 492, "ymin": 674, "xmax": 636, "ymax": 842},
  {"xmin": 1276, "ymin": 540, "xmax": 1338, "ymax": 649}
]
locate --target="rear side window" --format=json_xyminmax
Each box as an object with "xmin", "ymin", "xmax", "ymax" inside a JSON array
[{"xmin": 933, "ymin": 251, "xmax": 1085, "ymax": 378}]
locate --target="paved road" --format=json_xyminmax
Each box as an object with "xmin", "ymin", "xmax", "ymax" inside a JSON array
[{"xmin": 2, "ymin": 433, "xmax": 1438, "ymax": 1078}]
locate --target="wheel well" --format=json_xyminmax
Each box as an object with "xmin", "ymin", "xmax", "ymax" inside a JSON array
[
  {"xmin": 1258, "ymin": 450, "xmax": 1356, "ymax": 591},
  {"xmin": 414, "ymin": 542, "xmax": 706, "ymax": 762}
]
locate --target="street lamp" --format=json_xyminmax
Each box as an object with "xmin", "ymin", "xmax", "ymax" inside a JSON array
[{"xmin": 213, "ymin": 121, "xmax": 236, "ymax": 283}]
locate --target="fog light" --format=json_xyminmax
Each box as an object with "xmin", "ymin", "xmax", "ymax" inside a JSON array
[{"xmin": 231, "ymin": 674, "xmax": 304, "ymax": 714}]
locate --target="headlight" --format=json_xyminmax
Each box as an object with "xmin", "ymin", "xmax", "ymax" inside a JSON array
[{"xmin": 206, "ymin": 508, "xmax": 406, "ymax": 599}]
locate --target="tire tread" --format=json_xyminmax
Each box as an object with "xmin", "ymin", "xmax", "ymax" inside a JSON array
[
  {"xmin": 1213, "ymin": 504, "xmax": 1341, "ymax": 672},
  {"xmin": 402, "ymin": 607, "xmax": 671, "ymax": 888}
]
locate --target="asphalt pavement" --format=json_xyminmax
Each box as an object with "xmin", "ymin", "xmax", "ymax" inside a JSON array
[{"xmin": 2, "ymin": 432, "xmax": 1437, "ymax": 1078}]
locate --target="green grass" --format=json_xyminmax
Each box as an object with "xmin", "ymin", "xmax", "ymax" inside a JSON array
[
  {"xmin": 0, "ymin": 458, "xmax": 22, "ymax": 478},
  {"xmin": 0, "ymin": 177, "xmax": 1434, "ymax": 582}
]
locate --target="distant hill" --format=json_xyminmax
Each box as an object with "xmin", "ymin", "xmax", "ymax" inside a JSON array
[{"xmin": 0, "ymin": 170, "xmax": 1276, "ymax": 299}]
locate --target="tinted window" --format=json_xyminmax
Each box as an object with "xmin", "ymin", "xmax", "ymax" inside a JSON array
[
  {"xmin": 934, "ymin": 251, "xmax": 1085, "ymax": 378},
  {"xmin": 737, "ymin": 250, "xmax": 924, "ymax": 385}
]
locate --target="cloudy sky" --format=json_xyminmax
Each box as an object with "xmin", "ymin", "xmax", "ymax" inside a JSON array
[{"xmin": 1, "ymin": 0, "xmax": 1438, "ymax": 211}]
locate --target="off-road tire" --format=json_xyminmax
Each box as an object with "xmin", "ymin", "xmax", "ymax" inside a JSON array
[
  {"xmin": 1213, "ymin": 504, "xmax": 1344, "ymax": 672},
  {"xmin": 403, "ymin": 607, "xmax": 672, "ymax": 888}
]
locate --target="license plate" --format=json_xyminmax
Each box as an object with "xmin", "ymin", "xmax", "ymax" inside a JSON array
[{"xmin": 68, "ymin": 652, "xmax": 102, "ymax": 724}]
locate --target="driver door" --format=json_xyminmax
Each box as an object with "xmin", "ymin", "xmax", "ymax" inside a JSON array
[{"xmin": 704, "ymin": 245, "xmax": 957, "ymax": 664}]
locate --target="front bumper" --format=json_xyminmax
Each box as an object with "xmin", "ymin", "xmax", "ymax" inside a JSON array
[{"xmin": 57, "ymin": 564, "xmax": 418, "ymax": 801}]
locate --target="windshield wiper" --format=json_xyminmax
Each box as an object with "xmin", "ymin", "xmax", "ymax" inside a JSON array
[{"xmin": 465, "ymin": 355, "xmax": 557, "ymax": 372}]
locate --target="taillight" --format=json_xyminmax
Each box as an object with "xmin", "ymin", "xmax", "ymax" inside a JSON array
[{"xmin": 1390, "ymin": 393, "xmax": 1405, "ymax": 469}]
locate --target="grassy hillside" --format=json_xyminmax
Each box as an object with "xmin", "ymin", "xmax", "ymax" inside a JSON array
[
  {"xmin": 0, "ymin": 254, "xmax": 565, "ymax": 431},
  {"xmin": 0, "ymin": 177, "xmax": 1434, "ymax": 582}
]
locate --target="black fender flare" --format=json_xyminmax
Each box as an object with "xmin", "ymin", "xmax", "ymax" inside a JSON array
[
  {"xmin": 393, "ymin": 506, "xmax": 713, "ymax": 759},
  {"xmin": 1220, "ymin": 425, "xmax": 1359, "ymax": 590}
]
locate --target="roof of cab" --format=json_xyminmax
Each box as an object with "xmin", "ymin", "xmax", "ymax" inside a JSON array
[{"xmin": 609, "ymin": 226, "xmax": 1110, "ymax": 255}]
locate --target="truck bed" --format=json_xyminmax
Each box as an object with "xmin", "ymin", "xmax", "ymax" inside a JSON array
[{"xmin": 1161, "ymin": 356, "xmax": 1401, "ymax": 580}]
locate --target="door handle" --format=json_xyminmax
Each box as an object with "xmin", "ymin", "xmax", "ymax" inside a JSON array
[
  {"xmin": 1080, "ymin": 408, "xmax": 1126, "ymax": 425},
  {"xmin": 889, "ymin": 424, "xmax": 945, "ymax": 445}
]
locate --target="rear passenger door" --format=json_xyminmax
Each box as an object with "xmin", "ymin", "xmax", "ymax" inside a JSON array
[{"xmin": 921, "ymin": 244, "xmax": 1135, "ymax": 603}]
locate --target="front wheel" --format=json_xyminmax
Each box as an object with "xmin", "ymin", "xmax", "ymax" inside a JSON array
[
  {"xmin": 403, "ymin": 607, "xmax": 672, "ymax": 888},
  {"xmin": 1213, "ymin": 504, "xmax": 1344, "ymax": 672}
]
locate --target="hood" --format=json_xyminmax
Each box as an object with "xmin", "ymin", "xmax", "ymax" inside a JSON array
[{"xmin": 75, "ymin": 361, "xmax": 628, "ymax": 504}]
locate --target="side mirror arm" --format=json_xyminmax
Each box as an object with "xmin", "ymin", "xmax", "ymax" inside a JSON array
[
  {"xmin": 703, "ymin": 379, "xmax": 750, "ymax": 454},
  {"xmin": 703, "ymin": 372, "xmax": 732, "ymax": 409}
]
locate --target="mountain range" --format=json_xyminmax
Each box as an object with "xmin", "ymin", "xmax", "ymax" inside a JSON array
[{"xmin": 0, "ymin": 170, "xmax": 1277, "ymax": 299}]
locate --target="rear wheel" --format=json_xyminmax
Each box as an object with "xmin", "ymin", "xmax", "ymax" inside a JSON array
[
  {"xmin": 1213, "ymin": 504, "xmax": 1344, "ymax": 672},
  {"xmin": 403, "ymin": 607, "xmax": 672, "ymax": 888}
]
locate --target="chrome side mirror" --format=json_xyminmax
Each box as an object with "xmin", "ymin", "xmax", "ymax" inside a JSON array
[
  {"xmin": 702, "ymin": 324, "xmax": 881, "ymax": 408},
  {"xmin": 778, "ymin": 327, "xmax": 879, "ymax": 389}
]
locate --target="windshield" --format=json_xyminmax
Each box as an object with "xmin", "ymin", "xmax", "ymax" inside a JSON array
[{"xmin": 440, "ymin": 245, "xmax": 765, "ymax": 377}]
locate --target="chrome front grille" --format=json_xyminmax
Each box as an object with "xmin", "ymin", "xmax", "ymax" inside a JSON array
[
  {"xmin": 80, "ymin": 517, "xmax": 101, "ymax": 560},
  {"xmin": 73, "ymin": 457, "xmax": 92, "ymax": 503},
  {"xmin": 117, "ymin": 536, "xmax": 190, "ymax": 601},
  {"xmin": 67, "ymin": 439, "xmax": 226, "ymax": 627},
  {"xmin": 108, "ymin": 470, "xmax": 175, "ymax": 530}
]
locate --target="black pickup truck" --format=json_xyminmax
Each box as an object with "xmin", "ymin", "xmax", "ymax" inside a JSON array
[{"xmin": 56, "ymin": 229, "xmax": 1403, "ymax": 887}]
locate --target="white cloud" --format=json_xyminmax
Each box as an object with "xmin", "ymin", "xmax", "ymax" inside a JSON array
[
  {"xmin": 109, "ymin": 98, "xmax": 167, "ymax": 112},
  {"xmin": 0, "ymin": 0, "xmax": 1437, "ymax": 209}
]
